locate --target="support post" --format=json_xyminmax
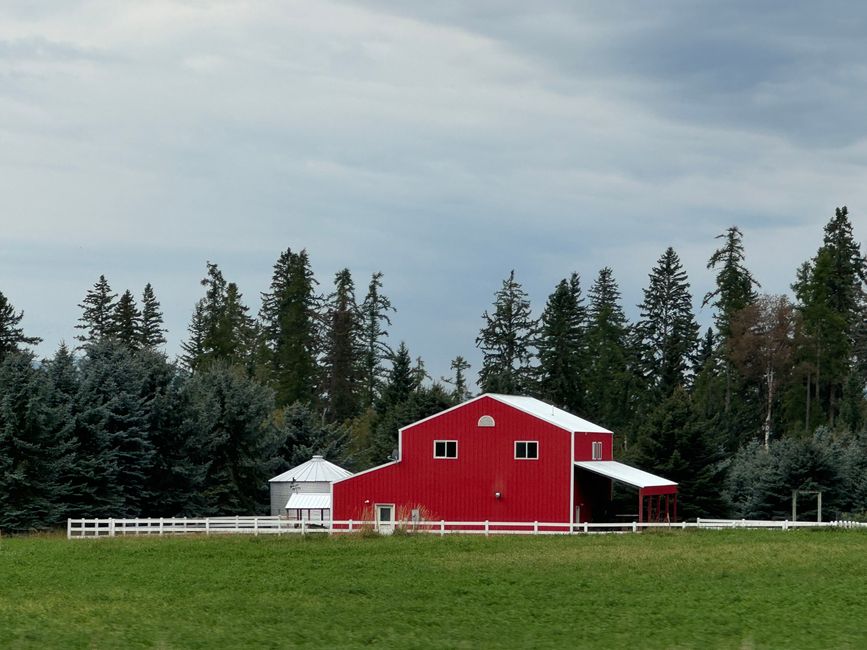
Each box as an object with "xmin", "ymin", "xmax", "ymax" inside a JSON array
[
  {"xmin": 349, "ymin": 519, "xmax": 354, "ymax": 532},
  {"xmin": 638, "ymin": 489, "xmax": 644, "ymax": 524},
  {"xmin": 817, "ymin": 492, "xmax": 822, "ymax": 523},
  {"xmin": 673, "ymin": 494, "xmax": 678, "ymax": 523},
  {"xmin": 534, "ymin": 521, "xmax": 538, "ymax": 534},
  {"xmin": 792, "ymin": 490, "xmax": 797, "ymax": 522},
  {"xmin": 440, "ymin": 520, "xmax": 445, "ymax": 537},
  {"xmin": 206, "ymin": 518, "xmax": 210, "ymax": 535},
  {"xmin": 484, "ymin": 520, "xmax": 489, "ymax": 537}
]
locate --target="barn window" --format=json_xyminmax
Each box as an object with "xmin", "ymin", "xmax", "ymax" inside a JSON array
[
  {"xmin": 434, "ymin": 440, "xmax": 458, "ymax": 459},
  {"xmin": 514, "ymin": 441, "xmax": 538, "ymax": 460},
  {"xmin": 477, "ymin": 415, "xmax": 495, "ymax": 427},
  {"xmin": 592, "ymin": 441, "xmax": 603, "ymax": 460}
]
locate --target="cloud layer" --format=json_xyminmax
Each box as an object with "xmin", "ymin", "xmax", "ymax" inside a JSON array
[{"xmin": 2, "ymin": 1, "xmax": 866, "ymax": 385}]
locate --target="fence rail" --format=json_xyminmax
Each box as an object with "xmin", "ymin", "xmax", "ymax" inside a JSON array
[{"xmin": 66, "ymin": 516, "xmax": 867, "ymax": 539}]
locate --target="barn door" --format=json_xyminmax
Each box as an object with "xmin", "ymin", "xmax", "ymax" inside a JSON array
[{"xmin": 376, "ymin": 504, "xmax": 395, "ymax": 535}]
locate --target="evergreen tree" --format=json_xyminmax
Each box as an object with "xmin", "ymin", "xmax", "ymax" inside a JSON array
[
  {"xmin": 0, "ymin": 352, "xmax": 74, "ymax": 531},
  {"xmin": 279, "ymin": 402, "xmax": 351, "ymax": 469},
  {"xmin": 75, "ymin": 275, "xmax": 117, "ymax": 345},
  {"xmin": 636, "ymin": 248, "xmax": 700, "ymax": 398},
  {"xmin": 358, "ymin": 272, "xmax": 395, "ymax": 409},
  {"xmin": 632, "ymin": 386, "xmax": 725, "ymax": 519},
  {"xmin": 476, "ymin": 270, "xmax": 537, "ymax": 394},
  {"xmin": 537, "ymin": 273, "xmax": 587, "ymax": 413},
  {"xmin": 259, "ymin": 249, "xmax": 320, "ymax": 407},
  {"xmin": 139, "ymin": 283, "xmax": 167, "ymax": 349},
  {"xmin": 380, "ymin": 342, "xmax": 417, "ymax": 409},
  {"xmin": 71, "ymin": 341, "xmax": 155, "ymax": 517},
  {"xmin": 703, "ymin": 226, "xmax": 760, "ymax": 337},
  {"xmin": 181, "ymin": 263, "xmax": 256, "ymax": 371},
  {"xmin": 443, "ymin": 355, "xmax": 472, "ymax": 403},
  {"xmin": 184, "ymin": 362, "xmax": 283, "ymax": 514},
  {"xmin": 322, "ymin": 269, "xmax": 362, "ymax": 423},
  {"xmin": 792, "ymin": 207, "xmax": 866, "ymax": 428},
  {"xmin": 584, "ymin": 268, "xmax": 631, "ymax": 431},
  {"xmin": 0, "ymin": 290, "xmax": 42, "ymax": 363},
  {"xmin": 113, "ymin": 290, "xmax": 141, "ymax": 351}
]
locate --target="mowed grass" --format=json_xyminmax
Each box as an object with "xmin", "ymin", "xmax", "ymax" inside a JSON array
[{"xmin": 1, "ymin": 530, "xmax": 865, "ymax": 649}]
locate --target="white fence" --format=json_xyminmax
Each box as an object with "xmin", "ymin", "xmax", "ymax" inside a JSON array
[{"xmin": 67, "ymin": 516, "xmax": 867, "ymax": 539}]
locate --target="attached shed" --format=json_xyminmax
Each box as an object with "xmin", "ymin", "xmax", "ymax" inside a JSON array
[{"xmin": 268, "ymin": 455, "xmax": 352, "ymax": 519}]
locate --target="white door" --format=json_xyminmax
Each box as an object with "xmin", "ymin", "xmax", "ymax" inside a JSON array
[{"xmin": 376, "ymin": 504, "xmax": 395, "ymax": 534}]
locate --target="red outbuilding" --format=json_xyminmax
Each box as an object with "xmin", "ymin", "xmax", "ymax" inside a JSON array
[{"xmin": 331, "ymin": 394, "xmax": 677, "ymax": 529}]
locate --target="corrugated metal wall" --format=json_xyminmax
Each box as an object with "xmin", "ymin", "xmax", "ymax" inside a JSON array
[
  {"xmin": 334, "ymin": 396, "xmax": 580, "ymax": 523},
  {"xmin": 269, "ymin": 481, "xmax": 332, "ymax": 515}
]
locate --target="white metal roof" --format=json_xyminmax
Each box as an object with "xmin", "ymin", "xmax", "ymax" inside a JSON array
[
  {"xmin": 488, "ymin": 394, "xmax": 613, "ymax": 434},
  {"xmin": 574, "ymin": 461, "xmax": 677, "ymax": 489},
  {"xmin": 269, "ymin": 455, "xmax": 352, "ymax": 483},
  {"xmin": 285, "ymin": 493, "xmax": 332, "ymax": 510}
]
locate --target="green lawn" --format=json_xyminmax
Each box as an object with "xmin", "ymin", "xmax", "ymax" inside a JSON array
[{"xmin": 1, "ymin": 530, "xmax": 865, "ymax": 649}]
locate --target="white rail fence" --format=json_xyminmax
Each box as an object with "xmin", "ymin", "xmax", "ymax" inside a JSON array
[{"xmin": 67, "ymin": 516, "xmax": 867, "ymax": 539}]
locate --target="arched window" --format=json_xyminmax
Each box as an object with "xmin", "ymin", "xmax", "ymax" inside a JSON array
[{"xmin": 477, "ymin": 415, "xmax": 495, "ymax": 427}]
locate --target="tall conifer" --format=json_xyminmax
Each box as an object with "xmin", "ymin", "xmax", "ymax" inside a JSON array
[
  {"xmin": 359, "ymin": 272, "xmax": 395, "ymax": 409},
  {"xmin": 322, "ymin": 269, "xmax": 362, "ymax": 423},
  {"xmin": 76, "ymin": 275, "xmax": 117, "ymax": 346},
  {"xmin": 140, "ymin": 283, "xmax": 167, "ymax": 350},
  {"xmin": 0, "ymin": 290, "xmax": 41, "ymax": 363}
]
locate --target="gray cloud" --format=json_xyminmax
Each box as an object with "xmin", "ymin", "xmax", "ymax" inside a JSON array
[{"xmin": 1, "ymin": 1, "xmax": 865, "ymax": 387}]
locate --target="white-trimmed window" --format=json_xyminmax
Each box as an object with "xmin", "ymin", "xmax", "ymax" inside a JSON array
[
  {"xmin": 592, "ymin": 441, "xmax": 603, "ymax": 460},
  {"xmin": 514, "ymin": 441, "xmax": 539, "ymax": 460},
  {"xmin": 478, "ymin": 415, "xmax": 495, "ymax": 427},
  {"xmin": 434, "ymin": 440, "xmax": 458, "ymax": 459}
]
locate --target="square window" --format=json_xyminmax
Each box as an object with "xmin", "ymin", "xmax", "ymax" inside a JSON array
[
  {"xmin": 434, "ymin": 440, "xmax": 457, "ymax": 459},
  {"xmin": 515, "ymin": 441, "xmax": 538, "ymax": 459}
]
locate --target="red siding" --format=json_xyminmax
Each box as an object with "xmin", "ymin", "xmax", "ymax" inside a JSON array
[
  {"xmin": 573, "ymin": 432, "xmax": 614, "ymax": 461},
  {"xmin": 334, "ymin": 396, "xmax": 592, "ymax": 524}
]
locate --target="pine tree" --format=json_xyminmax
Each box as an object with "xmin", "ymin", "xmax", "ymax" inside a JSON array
[
  {"xmin": 537, "ymin": 273, "xmax": 587, "ymax": 413},
  {"xmin": 259, "ymin": 249, "xmax": 320, "ymax": 407},
  {"xmin": 0, "ymin": 290, "xmax": 42, "ymax": 363},
  {"xmin": 279, "ymin": 402, "xmax": 351, "ymax": 469},
  {"xmin": 636, "ymin": 247, "xmax": 700, "ymax": 398},
  {"xmin": 443, "ymin": 355, "xmax": 472, "ymax": 402},
  {"xmin": 584, "ymin": 268, "xmax": 631, "ymax": 431},
  {"xmin": 76, "ymin": 275, "xmax": 117, "ymax": 345},
  {"xmin": 322, "ymin": 269, "xmax": 362, "ymax": 423},
  {"xmin": 358, "ymin": 272, "xmax": 395, "ymax": 409},
  {"xmin": 113, "ymin": 290, "xmax": 141, "ymax": 351},
  {"xmin": 476, "ymin": 270, "xmax": 537, "ymax": 394},
  {"xmin": 139, "ymin": 283, "xmax": 167, "ymax": 350}
]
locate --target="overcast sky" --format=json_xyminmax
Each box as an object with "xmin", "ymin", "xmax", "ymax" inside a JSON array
[{"xmin": 2, "ymin": 1, "xmax": 867, "ymax": 385}]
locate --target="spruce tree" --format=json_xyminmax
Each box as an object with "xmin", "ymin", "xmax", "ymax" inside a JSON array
[
  {"xmin": 537, "ymin": 273, "xmax": 587, "ymax": 413},
  {"xmin": 113, "ymin": 290, "xmax": 141, "ymax": 351},
  {"xmin": 139, "ymin": 283, "xmax": 167, "ymax": 349},
  {"xmin": 76, "ymin": 275, "xmax": 117, "ymax": 345},
  {"xmin": 380, "ymin": 342, "xmax": 417, "ymax": 409},
  {"xmin": 703, "ymin": 227, "xmax": 760, "ymax": 337},
  {"xmin": 476, "ymin": 270, "xmax": 537, "ymax": 394},
  {"xmin": 259, "ymin": 249, "xmax": 320, "ymax": 407},
  {"xmin": 359, "ymin": 272, "xmax": 395, "ymax": 409},
  {"xmin": 584, "ymin": 268, "xmax": 631, "ymax": 431},
  {"xmin": 279, "ymin": 402, "xmax": 351, "ymax": 469},
  {"xmin": 322, "ymin": 269, "xmax": 362, "ymax": 423},
  {"xmin": 181, "ymin": 263, "xmax": 256, "ymax": 371},
  {"xmin": 0, "ymin": 290, "xmax": 41, "ymax": 363},
  {"xmin": 0, "ymin": 352, "xmax": 74, "ymax": 531},
  {"xmin": 636, "ymin": 247, "xmax": 699, "ymax": 398},
  {"xmin": 443, "ymin": 355, "xmax": 472, "ymax": 402}
]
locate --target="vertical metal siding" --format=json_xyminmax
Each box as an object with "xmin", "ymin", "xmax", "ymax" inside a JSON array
[{"xmin": 333, "ymin": 396, "xmax": 574, "ymax": 523}]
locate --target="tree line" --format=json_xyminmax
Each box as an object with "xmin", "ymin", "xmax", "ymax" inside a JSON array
[{"xmin": 1, "ymin": 207, "xmax": 866, "ymax": 530}]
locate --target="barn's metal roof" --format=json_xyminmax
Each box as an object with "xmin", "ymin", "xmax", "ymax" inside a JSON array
[
  {"xmin": 269, "ymin": 455, "xmax": 352, "ymax": 483},
  {"xmin": 285, "ymin": 493, "xmax": 332, "ymax": 510},
  {"xmin": 488, "ymin": 394, "xmax": 613, "ymax": 434},
  {"xmin": 574, "ymin": 460, "xmax": 677, "ymax": 489}
]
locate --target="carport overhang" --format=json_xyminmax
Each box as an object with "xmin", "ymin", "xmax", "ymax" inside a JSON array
[{"xmin": 574, "ymin": 461, "xmax": 678, "ymax": 522}]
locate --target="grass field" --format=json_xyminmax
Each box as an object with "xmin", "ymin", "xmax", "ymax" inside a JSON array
[{"xmin": 1, "ymin": 530, "xmax": 865, "ymax": 649}]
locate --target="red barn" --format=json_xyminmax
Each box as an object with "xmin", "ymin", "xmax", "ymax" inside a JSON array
[{"xmin": 332, "ymin": 394, "xmax": 677, "ymax": 529}]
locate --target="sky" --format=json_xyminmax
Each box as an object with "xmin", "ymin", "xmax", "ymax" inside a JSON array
[{"xmin": 2, "ymin": 1, "xmax": 867, "ymax": 386}]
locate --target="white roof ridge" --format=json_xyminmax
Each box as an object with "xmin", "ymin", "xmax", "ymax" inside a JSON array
[{"xmin": 269, "ymin": 455, "xmax": 353, "ymax": 483}]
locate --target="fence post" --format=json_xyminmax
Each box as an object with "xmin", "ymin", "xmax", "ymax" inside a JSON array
[
  {"xmin": 484, "ymin": 520, "xmax": 489, "ymax": 537},
  {"xmin": 632, "ymin": 521, "xmax": 637, "ymax": 533},
  {"xmin": 235, "ymin": 515, "xmax": 239, "ymax": 533},
  {"xmin": 159, "ymin": 517, "xmax": 164, "ymax": 536},
  {"xmin": 584, "ymin": 521, "xmax": 588, "ymax": 534},
  {"xmin": 349, "ymin": 519, "xmax": 353, "ymax": 532},
  {"xmin": 440, "ymin": 520, "xmax": 445, "ymax": 537},
  {"xmin": 67, "ymin": 519, "xmax": 72, "ymax": 539},
  {"xmin": 534, "ymin": 521, "xmax": 538, "ymax": 535},
  {"xmin": 254, "ymin": 517, "xmax": 259, "ymax": 536},
  {"xmin": 783, "ymin": 519, "xmax": 788, "ymax": 531}
]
